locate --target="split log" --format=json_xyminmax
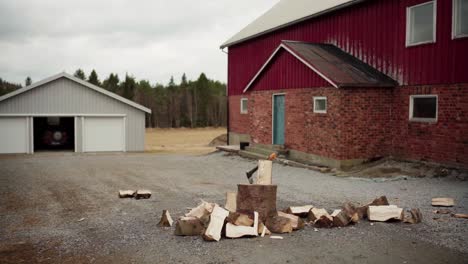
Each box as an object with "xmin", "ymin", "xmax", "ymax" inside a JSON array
[
  {"xmin": 224, "ymin": 191, "xmax": 237, "ymax": 212},
  {"xmin": 225, "ymin": 212, "xmax": 259, "ymax": 238},
  {"xmin": 452, "ymin": 213, "xmax": 468, "ymax": 219},
  {"xmin": 203, "ymin": 205, "xmax": 229, "ymax": 242},
  {"xmin": 370, "ymin": 196, "xmax": 390, "ymax": 206},
  {"xmin": 277, "ymin": 211, "xmax": 304, "ymax": 230},
  {"xmin": 227, "ymin": 212, "xmax": 254, "ymax": 226},
  {"xmin": 237, "ymin": 184, "xmax": 277, "ymax": 222},
  {"xmin": 433, "ymin": 209, "xmax": 451, "ymax": 214},
  {"xmin": 314, "ymin": 215, "xmax": 334, "ymax": 228},
  {"xmin": 258, "ymin": 222, "xmax": 271, "ymax": 236},
  {"xmin": 174, "ymin": 217, "xmax": 205, "ymax": 236},
  {"xmin": 185, "ymin": 201, "xmax": 216, "ymax": 226},
  {"xmin": 307, "ymin": 208, "xmax": 331, "ymax": 222},
  {"xmin": 403, "ymin": 208, "xmax": 422, "ymax": 224},
  {"xmin": 135, "ymin": 190, "xmax": 151, "ymax": 199},
  {"xmin": 265, "ymin": 215, "xmax": 293, "ymax": 234},
  {"xmin": 256, "ymin": 160, "xmax": 272, "ymax": 185},
  {"xmin": 356, "ymin": 196, "xmax": 390, "ymax": 219},
  {"xmin": 118, "ymin": 190, "xmax": 136, "ymax": 198},
  {"xmin": 286, "ymin": 205, "xmax": 314, "ymax": 217},
  {"xmin": 331, "ymin": 209, "xmax": 351, "ymax": 227},
  {"xmin": 157, "ymin": 210, "xmax": 174, "ymax": 227},
  {"xmin": 368, "ymin": 205, "xmax": 403, "ymax": 222},
  {"xmin": 432, "ymin": 198, "xmax": 455, "ymax": 207},
  {"xmin": 342, "ymin": 202, "xmax": 359, "ymax": 223}
]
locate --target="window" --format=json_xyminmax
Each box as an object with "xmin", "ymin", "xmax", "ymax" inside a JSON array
[
  {"xmin": 406, "ymin": 1, "xmax": 436, "ymax": 46},
  {"xmin": 313, "ymin": 97, "xmax": 327, "ymax": 113},
  {"xmin": 409, "ymin": 95, "xmax": 438, "ymax": 122},
  {"xmin": 453, "ymin": 0, "xmax": 468, "ymax": 38},
  {"xmin": 240, "ymin": 98, "xmax": 248, "ymax": 114}
]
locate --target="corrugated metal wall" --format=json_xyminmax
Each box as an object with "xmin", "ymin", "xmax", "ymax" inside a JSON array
[
  {"xmin": 228, "ymin": 0, "xmax": 468, "ymax": 95},
  {"xmin": 0, "ymin": 78, "xmax": 146, "ymax": 151}
]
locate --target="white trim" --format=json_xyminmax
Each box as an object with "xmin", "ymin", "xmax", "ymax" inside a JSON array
[
  {"xmin": 240, "ymin": 98, "xmax": 248, "ymax": 114},
  {"xmin": 409, "ymin": 94, "xmax": 438, "ymax": 123},
  {"xmin": 123, "ymin": 116, "xmax": 127, "ymax": 152},
  {"xmin": 406, "ymin": 1, "xmax": 437, "ymax": 47},
  {"xmin": 271, "ymin": 93, "xmax": 286, "ymax": 145},
  {"xmin": 313, "ymin": 96, "xmax": 327, "ymax": 114},
  {"xmin": 81, "ymin": 116, "xmax": 85, "ymax": 153},
  {"xmin": 452, "ymin": 0, "xmax": 468, "ymax": 39},
  {"xmin": 29, "ymin": 117, "xmax": 34, "ymax": 154},
  {"xmin": 0, "ymin": 72, "xmax": 151, "ymax": 114},
  {"xmin": 0, "ymin": 114, "xmax": 126, "ymax": 117},
  {"xmin": 242, "ymin": 43, "xmax": 338, "ymax": 93}
]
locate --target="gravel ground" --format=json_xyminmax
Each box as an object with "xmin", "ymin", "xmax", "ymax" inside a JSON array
[{"xmin": 0, "ymin": 152, "xmax": 467, "ymax": 264}]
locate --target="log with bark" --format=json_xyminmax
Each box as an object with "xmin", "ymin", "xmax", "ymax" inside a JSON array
[
  {"xmin": 368, "ymin": 205, "xmax": 403, "ymax": 222},
  {"xmin": 356, "ymin": 196, "xmax": 390, "ymax": 219},
  {"xmin": 118, "ymin": 190, "xmax": 136, "ymax": 198},
  {"xmin": 277, "ymin": 211, "xmax": 304, "ymax": 230},
  {"xmin": 331, "ymin": 209, "xmax": 351, "ymax": 227},
  {"xmin": 403, "ymin": 208, "xmax": 422, "ymax": 224},
  {"xmin": 341, "ymin": 202, "xmax": 359, "ymax": 223},
  {"xmin": 227, "ymin": 212, "xmax": 254, "ymax": 226},
  {"xmin": 203, "ymin": 205, "xmax": 229, "ymax": 242},
  {"xmin": 157, "ymin": 210, "xmax": 174, "ymax": 227},
  {"xmin": 224, "ymin": 191, "xmax": 237, "ymax": 212},
  {"xmin": 237, "ymin": 184, "xmax": 277, "ymax": 222},
  {"xmin": 265, "ymin": 215, "xmax": 293, "ymax": 234},
  {"xmin": 174, "ymin": 217, "xmax": 205, "ymax": 236},
  {"xmin": 307, "ymin": 208, "xmax": 330, "ymax": 222},
  {"xmin": 286, "ymin": 205, "xmax": 314, "ymax": 217},
  {"xmin": 135, "ymin": 190, "xmax": 152, "ymax": 199},
  {"xmin": 432, "ymin": 198, "xmax": 455, "ymax": 207},
  {"xmin": 225, "ymin": 212, "xmax": 259, "ymax": 238}
]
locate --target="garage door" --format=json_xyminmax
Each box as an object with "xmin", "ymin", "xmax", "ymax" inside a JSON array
[
  {"xmin": 83, "ymin": 117, "xmax": 125, "ymax": 152},
  {"xmin": 0, "ymin": 117, "xmax": 29, "ymax": 154}
]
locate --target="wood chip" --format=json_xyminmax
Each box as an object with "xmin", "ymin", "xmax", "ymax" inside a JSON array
[
  {"xmin": 452, "ymin": 213, "xmax": 468, "ymax": 219},
  {"xmin": 118, "ymin": 190, "xmax": 136, "ymax": 198},
  {"xmin": 135, "ymin": 190, "xmax": 151, "ymax": 199},
  {"xmin": 270, "ymin": 236, "xmax": 284, "ymax": 240},
  {"xmin": 157, "ymin": 210, "xmax": 174, "ymax": 227}
]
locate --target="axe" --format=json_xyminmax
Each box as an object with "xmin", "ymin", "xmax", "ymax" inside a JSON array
[{"xmin": 246, "ymin": 152, "xmax": 277, "ymax": 184}]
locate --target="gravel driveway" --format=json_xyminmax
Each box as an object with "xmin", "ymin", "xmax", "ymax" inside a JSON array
[{"xmin": 0, "ymin": 152, "xmax": 467, "ymax": 263}]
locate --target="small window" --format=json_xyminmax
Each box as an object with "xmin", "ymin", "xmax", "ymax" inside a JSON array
[
  {"xmin": 313, "ymin": 97, "xmax": 327, "ymax": 113},
  {"xmin": 453, "ymin": 0, "xmax": 468, "ymax": 38},
  {"xmin": 409, "ymin": 95, "xmax": 438, "ymax": 122},
  {"xmin": 240, "ymin": 98, "xmax": 248, "ymax": 114},
  {"xmin": 406, "ymin": 1, "xmax": 436, "ymax": 46}
]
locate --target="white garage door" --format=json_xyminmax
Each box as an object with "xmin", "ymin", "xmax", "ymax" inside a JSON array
[
  {"xmin": 0, "ymin": 117, "xmax": 29, "ymax": 154},
  {"xmin": 83, "ymin": 117, "xmax": 125, "ymax": 152}
]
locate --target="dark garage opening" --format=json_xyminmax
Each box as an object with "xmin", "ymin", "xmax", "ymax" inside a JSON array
[{"xmin": 33, "ymin": 117, "xmax": 75, "ymax": 151}]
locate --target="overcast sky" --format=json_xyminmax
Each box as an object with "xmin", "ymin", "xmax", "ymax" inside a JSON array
[{"xmin": 0, "ymin": 0, "xmax": 278, "ymax": 85}]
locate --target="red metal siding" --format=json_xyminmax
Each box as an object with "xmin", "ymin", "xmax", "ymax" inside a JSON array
[
  {"xmin": 228, "ymin": 0, "xmax": 468, "ymax": 95},
  {"xmin": 250, "ymin": 49, "xmax": 330, "ymax": 91}
]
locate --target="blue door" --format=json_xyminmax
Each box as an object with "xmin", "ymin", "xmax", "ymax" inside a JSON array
[{"xmin": 273, "ymin": 94, "xmax": 285, "ymax": 145}]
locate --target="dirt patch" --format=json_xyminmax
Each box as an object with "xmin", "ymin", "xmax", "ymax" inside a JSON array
[{"xmin": 208, "ymin": 133, "xmax": 227, "ymax": 147}]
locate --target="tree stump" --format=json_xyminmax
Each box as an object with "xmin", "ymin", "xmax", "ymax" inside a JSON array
[{"xmin": 237, "ymin": 184, "xmax": 277, "ymax": 222}]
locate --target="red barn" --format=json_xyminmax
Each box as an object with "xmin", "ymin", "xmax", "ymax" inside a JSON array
[{"xmin": 221, "ymin": 0, "xmax": 468, "ymax": 168}]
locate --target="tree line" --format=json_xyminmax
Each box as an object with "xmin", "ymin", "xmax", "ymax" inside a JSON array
[{"xmin": 0, "ymin": 70, "xmax": 227, "ymax": 128}]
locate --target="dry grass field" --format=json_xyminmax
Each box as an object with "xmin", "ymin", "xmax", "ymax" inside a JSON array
[{"xmin": 145, "ymin": 127, "xmax": 227, "ymax": 154}]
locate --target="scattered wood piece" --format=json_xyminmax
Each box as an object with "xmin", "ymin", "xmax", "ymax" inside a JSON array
[
  {"xmin": 342, "ymin": 202, "xmax": 359, "ymax": 223},
  {"xmin": 307, "ymin": 208, "xmax": 331, "ymax": 222},
  {"xmin": 224, "ymin": 191, "xmax": 237, "ymax": 212},
  {"xmin": 266, "ymin": 215, "xmax": 293, "ymax": 234},
  {"xmin": 270, "ymin": 236, "xmax": 284, "ymax": 240},
  {"xmin": 203, "ymin": 205, "xmax": 229, "ymax": 242},
  {"xmin": 432, "ymin": 198, "xmax": 455, "ymax": 207},
  {"xmin": 227, "ymin": 212, "xmax": 254, "ymax": 226},
  {"xmin": 118, "ymin": 190, "xmax": 136, "ymax": 198},
  {"xmin": 370, "ymin": 196, "xmax": 390, "ymax": 206},
  {"xmin": 403, "ymin": 208, "xmax": 422, "ymax": 224},
  {"xmin": 256, "ymin": 160, "xmax": 273, "ymax": 185},
  {"xmin": 226, "ymin": 212, "xmax": 259, "ymax": 238},
  {"xmin": 258, "ymin": 222, "xmax": 271, "ymax": 236},
  {"xmin": 277, "ymin": 211, "xmax": 304, "ymax": 230},
  {"xmin": 331, "ymin": 209, "xmax": 351, "ymax": 227},
  {"xmin": 237, "ymin": 184, "xmax": 277, "ymax": 222},
  {"xmin": 368, "ymin": 205, "xmax": 403, "ymax": 222},
  {"xmin": 314, "ymin": 215, "xmax": 334, "ymax": 228},
  {"xmin": 355, "ymin": 196, "xmax": 390, "ymax": 219},
  {"xmin": 174, "ymin": 217, "xmax": 205, "ymax": 236},
  {"xmin": 452, "ymin": 213, "xmax": 468, "ymax": 219},
  {"xmin": 286, "ymin": 205, "xmax": 314, "ymax": 217},
  {"xmin": 185, "ymin": 200, "xmax": 216, "ymax": 226},
  {"xmin": 433, "ymin": 209, "xmax": 452, "ymax": 214},
  {"xmin": 157, "ymin": 210, "xmax": 174, "ymax": 227},
  {"xmin": 135, "ymin": 190, "xmax": 151, "ymax": 199}
]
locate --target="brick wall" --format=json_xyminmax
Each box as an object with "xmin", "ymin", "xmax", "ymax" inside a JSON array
[{"xmin": 229, "ymin": 84, "xmax": 468, "ymax": 167}]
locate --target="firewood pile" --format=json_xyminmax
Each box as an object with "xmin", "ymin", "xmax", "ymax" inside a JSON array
[{"xmin": 157, "ymin": 159, "xmax": 423, "ymax": 242}]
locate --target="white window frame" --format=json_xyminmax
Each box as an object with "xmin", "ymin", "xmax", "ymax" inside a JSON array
[
  {"xmin": 453, "ymin": 0, "xmax": 468, "ymax": 39},
  {"xmin": 406, "ymin": 1, "xmax": 437, "ymax": 47},
  {"xmin": 409, "ymin": 95, "xmax": 438, "ymax": 123},
  {"xmin": 313, "ymin": 96, "xmax": 327, "ymax": 114},
  {"xmin": 240, "ymin": 98, "xmax": 248, "ymax": 114}
]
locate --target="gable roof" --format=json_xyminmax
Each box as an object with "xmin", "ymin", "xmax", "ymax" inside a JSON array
[
  {"xmin": 243, "ymin": 41, "xmax": 398, "ymax": 93},
  {"xmin": 0, "ymin": 72, "xmax": 151, "ymax": 113},
  {"xmin": 221, "ymin": 0, "xmax": 365, "ymax": 48}
]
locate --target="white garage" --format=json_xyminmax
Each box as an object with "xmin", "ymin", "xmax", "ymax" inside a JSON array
[{"xmin": 0, "ymin": 72, "xmax": 151, "ymax": 154}]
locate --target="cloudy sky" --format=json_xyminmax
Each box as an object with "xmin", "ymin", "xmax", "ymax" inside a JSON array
[{"xmin": 0, "ymin": 0, "xmax": 278, "ymax": 85}]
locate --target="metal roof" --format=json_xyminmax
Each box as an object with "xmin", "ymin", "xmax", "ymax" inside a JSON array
[
  {"xmin": 244, "ymin": 41, "xmax": 398, "ymax": 92},
  {"xmin": 221, "ymin": 0, "xmax": 365, "ymax": 48},
  {"xmin": 0, "ymin": 72, "xmax": 152, "ymax": 113}
]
